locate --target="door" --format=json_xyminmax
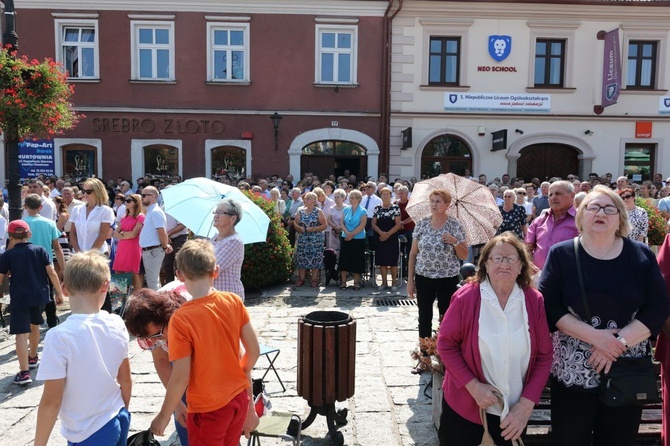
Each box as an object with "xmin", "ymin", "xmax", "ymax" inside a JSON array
[{"xmin": 517, "ymin": 144, "xmax": 579, "ymax": 181}]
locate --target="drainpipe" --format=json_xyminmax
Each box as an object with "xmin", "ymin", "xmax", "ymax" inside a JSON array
[{"xmin": 380, "ymin": 0, "xmax": 403, "ymax": 178}]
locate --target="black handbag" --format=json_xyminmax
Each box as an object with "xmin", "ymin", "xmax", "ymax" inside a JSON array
[
  {"xmin": 127, "ymin": 430, "xmax": 161, "ymax": 446},
  {"xmin": 574, "ymin": 237, "xmax": 660, "ymax": 407}
]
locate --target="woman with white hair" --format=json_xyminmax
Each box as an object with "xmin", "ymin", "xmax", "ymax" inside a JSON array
[{"xmin": 326, "ymin": 188, "xmax": 347, "ymax": 256}]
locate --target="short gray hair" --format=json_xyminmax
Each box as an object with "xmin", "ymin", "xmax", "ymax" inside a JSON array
[{"xmin": 218, "ymin": 198, "xmax": 243, "ymax": 226}]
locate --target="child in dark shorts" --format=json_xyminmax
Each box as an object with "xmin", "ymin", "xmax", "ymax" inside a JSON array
[{"xmin": 0, "ymin": 220, "xmax": 63, "ymax": 385}]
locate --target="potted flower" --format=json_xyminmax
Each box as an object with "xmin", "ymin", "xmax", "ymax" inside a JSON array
[
  {"xmin": 0, "ymin": 47, "xmax": 79, "ymax": 138},
  {"xmin": 635, "ymin": 197, "xmax": 668, "ymax": 249}
]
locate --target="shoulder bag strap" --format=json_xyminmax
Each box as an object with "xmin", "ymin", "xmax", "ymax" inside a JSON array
[{"xmin": 573, "ymin": 236, "xmax": 592, "ymax": 322}]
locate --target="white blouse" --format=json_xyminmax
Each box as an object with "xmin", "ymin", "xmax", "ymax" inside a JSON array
[
  {"xmin": 69, "ymin": 204, "xmax": 115, "ymax": 254},
  {"xmin": 478, "ymin": 279, "xmax": 531, "ymax": 419}
]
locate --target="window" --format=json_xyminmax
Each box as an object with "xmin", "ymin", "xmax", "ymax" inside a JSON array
[
  {"xmin": 54, "ymin": 20, "xmax": 99, "ymax": 79},
  {"xmin": 534, "ymin": 39, "xmax": 565, "ymax": 87},
  {"xmin": 131, "ymin": 22, "xmax": 175, "ymax": 80},
  {"xmin": 624, "ymin": 144, "xmax": 655, "ymax": 182},
  {"xmin": 428, "ymin": 37, "xmax": 460, "ymax": 85},
  {"xmin": 144, "ymin": 145, "xmax": 179, "ymax": 177},
  {"xmin": 62, "ymin": 144, "xmax": 98, "ymax": 179},
  {"xmin": 211, "ymin": 146, "xmax": 247, "ymax": 181},
  {"xmin": 627, "ymin": 41, "xmax": 657, "ymax": 89},
  {"xmin": 420, "ymin": 135, "xmax": 472, "ymax": 179},
  {"xmin": 316, "ymin": 25, "xmax": 357, "ymax": 84},
  {"xmin": 207, "ymin": 24, "xmax": 250, "ymax": 82}
]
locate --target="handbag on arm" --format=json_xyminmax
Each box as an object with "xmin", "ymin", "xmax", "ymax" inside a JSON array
[
  {"xmin": 573, "ymin": 237, "xmax": 660, "ymax": 407},
  {"xmin": 479, "ymin": 389, "xmax": 525, "ymax": 446}
]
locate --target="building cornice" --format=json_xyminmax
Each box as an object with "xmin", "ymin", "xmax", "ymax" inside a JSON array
[
  {"xmin": 400, "ymin": 0, "xmax": 670, "ymax": 20},
  {"xmin": 16, "ymin": 0, "xmax": 388, "ymax": 16},
  {"xmin": 73, "ymin": 106, "xmax": 381, "ymax": 118}
]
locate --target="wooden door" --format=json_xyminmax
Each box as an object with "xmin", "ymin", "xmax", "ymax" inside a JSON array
[{"xmin": 517, "ymin": 144, "xmax": 579, "ymax": 181}]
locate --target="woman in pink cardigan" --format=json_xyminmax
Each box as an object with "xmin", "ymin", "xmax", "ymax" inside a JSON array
[{"xmin": 437, "ymin": 232, "xmax": 552, "ymax": 445}]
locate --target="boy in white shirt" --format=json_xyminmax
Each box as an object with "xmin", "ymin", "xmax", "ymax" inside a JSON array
[{"xmin": 34, "ymin": 251, "xmax": 132, "ymax": 446}]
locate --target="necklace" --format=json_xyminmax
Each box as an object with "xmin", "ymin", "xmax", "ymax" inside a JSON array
[{"xmin": 582, "ymin": 236, "xmax": 619, "ymax": 260}]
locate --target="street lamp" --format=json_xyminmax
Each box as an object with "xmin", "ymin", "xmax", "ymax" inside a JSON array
[
  {"xmin": 2, "ymin": 0, "xmax": 21, "ymax": 221},
  {"xmin": 270, "ymin": 112, "xmax": 282, "ymax": 151}
]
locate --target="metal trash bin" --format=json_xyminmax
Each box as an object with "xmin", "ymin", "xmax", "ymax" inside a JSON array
[{"xmin": 297, "ymin": 311, "xmax": 356, "ymax": 445}]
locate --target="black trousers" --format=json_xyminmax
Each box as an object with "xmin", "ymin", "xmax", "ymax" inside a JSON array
[
  {"xmin": 439, "ymin": 397, "xmax": 519, "ymax": 446},
  {"xmin": 162, "ymin": 234, "xmax": 188, "ymax": 284},
  {"xmin": 415, "ymin": 274, "xmax": 459, "ymax": 338},
  {"xmin": 550, "ymin": 377, "xmax": 643, "ymax": 446}
]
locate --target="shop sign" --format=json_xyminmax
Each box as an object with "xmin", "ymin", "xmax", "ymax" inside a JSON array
[
  {"xmin": 92, "ymin": 117, "xmax": 225, "ymax": 134},
  {"xmin": 19, "ymin": 139, "xmax": 55, "ymax": 179},
  {"xmin": 659, "ymin": 97, "xmax": 670, "ymax": 114},
  {"xmin": 635, "ymin": 121, "xmax": 652, "ymax": 138},
  {"xmin": 444, "ymin": 93, "xmax": 551, "ymax": 113}
]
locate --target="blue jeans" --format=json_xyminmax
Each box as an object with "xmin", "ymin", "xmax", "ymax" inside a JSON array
[
  {"xmin": 175, "ymin": 393, "xmax": 189, "ymax": 446},
  {"xmin": 68, "ymin": 407, "xmax": 130, "ymax": 446}
]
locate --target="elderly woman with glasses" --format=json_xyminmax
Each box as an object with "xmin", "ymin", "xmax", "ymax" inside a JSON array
[
  {"xmin": 437, "ymin": 233, "xmax": 552, "ymax": 445},
  {"xmin": 211, "ymin": 198, "xmax": 246, "ymax": 301},
  {"xmin": 112, "ymin": 194, "xmax": 145, "ymax": 291},
  {"xmin": 539, "ymin": 185, "xmax": 670, "ymax": 445},
  {"xmin": 618, "ymin": 188, "xmax": 648, "ymax": 243},
  {"xmin": 69, "ymin": 178, "xmax": 115, "ymax": 255}
]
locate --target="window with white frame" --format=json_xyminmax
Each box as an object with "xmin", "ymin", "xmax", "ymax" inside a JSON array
[
  {"xmin": 316, "ymin": 25, "xmax": 357, "ymax": 84},
  {"xmin": 54, "ymin": 20, "xmax": 99, "ymax": 79},
  {"xmin": 620, "ymin": 23, "xmax": 670, "ymax": 92},
  {"xmin": 527, "ymin": 20, "xmax": 578, "ymax": 91},
  {"xmin": 131, "ymin": 21, "xmax": 175, "ymax": 80},
  {"xmin": 207, "ymin": 23, "xmax": 250, "ymax": 82}
]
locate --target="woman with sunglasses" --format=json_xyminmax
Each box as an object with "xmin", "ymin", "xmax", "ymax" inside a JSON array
[
  {"xmin": 618, "ymin": 188, "xmax": 648, "ymax": 243},
  {"xmin": 112, "ymin": 194, "xmax": 145, "ymax": 291},
  {"xmin": 69, "ymin": 178, "xmax": 115, "ymax": 256},
  {"xmin": 124, "ymin": 288, "xmax": 190, "ymax": 446}
]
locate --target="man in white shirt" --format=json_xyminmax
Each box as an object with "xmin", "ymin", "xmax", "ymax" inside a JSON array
[
  {"xmin": 46, "ymin": 177, "xmax": 61, "ymax": 198},
  {"xmin": 24, "ymin": 180, "xmax": 57, "ymax": 221},
  {"xmin": 61, "ymin": 187, "xmax": 83, "ymax": 234},
  {"xmin": 139, "ymin": 187, "xmax": 173, "ymax": 290},
  {"xmin": 362, "ymin": 181, "xmax": 382, "ymax": 239}
]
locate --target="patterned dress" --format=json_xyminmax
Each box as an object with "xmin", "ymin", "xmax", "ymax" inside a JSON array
[
  {"xmin": 497, "ymin": 203, "xmax": 527, "ymax": 240},
  {"xmin": 296, "ymin": 207, "xmax": 324, "ymax": 269},
  {"xmin": 373, "ymin": 204, "xmax": 401, "ymax": 266},
  {"xmin": 627, "ymin": 206, "xmax": 648, "ymax": 241}
]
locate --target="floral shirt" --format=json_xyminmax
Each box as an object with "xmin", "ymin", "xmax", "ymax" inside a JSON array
[
  {"xmin": 628, "ymin": 206, "xmax": 648, "ymax": 241},
  {"xmin": 373, "ymin": 204, "xmax": 401, "ymax": 221},
  {"xmin": 497, "ymin": 203, "xmax": 527, "ymax": 240},
  {"xmin": 413, "ymin": 216, "xmax": 465, "ymax": 279}
]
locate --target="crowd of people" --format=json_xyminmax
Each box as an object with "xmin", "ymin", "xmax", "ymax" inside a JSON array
[{"xmin": 3, "ymin": 168, "xmax": 670, "ymax": 445}]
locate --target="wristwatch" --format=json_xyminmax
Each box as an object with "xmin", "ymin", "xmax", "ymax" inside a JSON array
[{"xmin": 614, "ymin": 333, "xmax": 629, "ymax": 349}]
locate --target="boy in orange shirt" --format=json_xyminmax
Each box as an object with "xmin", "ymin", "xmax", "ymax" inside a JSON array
[{"xmin": 150, "ymin": 239, "xmax": 260, "ymax": 445}]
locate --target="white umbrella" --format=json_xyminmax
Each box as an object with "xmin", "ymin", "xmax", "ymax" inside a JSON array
[{"xmin": 161, "ymin": 177, "xmax": 270, "ymax": 244}]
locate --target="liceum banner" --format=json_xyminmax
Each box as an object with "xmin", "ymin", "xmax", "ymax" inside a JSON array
[{"xmin": 602, "ymin": 29, "xmax": 621, "ymax": 108}]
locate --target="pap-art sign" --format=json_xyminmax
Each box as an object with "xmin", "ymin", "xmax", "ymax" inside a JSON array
[
  {"xmin": 19, "ymin": 140, "xmax": 55, "ymax": 179},
  {"xmin": 444, "ymin": 93, "xmax": 551, "ymax": 113}
]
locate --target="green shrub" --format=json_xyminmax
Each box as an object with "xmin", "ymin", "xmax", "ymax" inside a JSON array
[
  {"xmin": 241, "ymin": 192, "xmax": 294, "ymax": 290},
  {"xmin": 635, "ymin": 198, "xmax": 668, "ymax": 246}
]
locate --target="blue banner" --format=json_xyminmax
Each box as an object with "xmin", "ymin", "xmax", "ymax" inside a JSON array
[{"xmin": 19, "ymin": 140, "xmax": 55, "ymax": 179}]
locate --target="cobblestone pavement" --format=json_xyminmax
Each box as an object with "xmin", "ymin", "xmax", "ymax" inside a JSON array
[{"xmin": 0, "ymin": 281, "xmax": 440, "ymax": 445}]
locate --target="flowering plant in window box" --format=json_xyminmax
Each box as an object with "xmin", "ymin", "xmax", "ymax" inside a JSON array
[{"xmin": 0, "ymin": 47, "xmax": 80, "ymax": 138}]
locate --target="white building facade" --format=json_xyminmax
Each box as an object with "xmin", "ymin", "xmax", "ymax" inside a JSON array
[{"xmin": 388, "ymin": 0, "xmax": 670, "ymax": 182}]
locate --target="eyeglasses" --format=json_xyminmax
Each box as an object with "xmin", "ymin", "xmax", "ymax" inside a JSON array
[
  {"xmin": 621, "ymin": 195, "xmax": 633, "ymax": 200},
  {"xmin": 489, "ymin": 255, "xmax": 520, "ymax": 264},
  {"xmin": 141, "ymin": 193, "xmax": 155, "ymax": 198},
  {"xmin": 137, "ymin": 325, "xmax": 164, "ymax": 351},
  {"xmin": 517, "ymin": 192, "xmax": 526, "ymax": 195},
  {"xmin": 585, "ymin": 204, "xmax": 619, "ymax": 215},
  {"xmin": 82, "ymin": 189, "xmax": 95, "ymax": 195},
  {"xmin": 125, "ymin": 199, "xmax": 135, "ymax": 204},
  {"xmin": 212, "ymin": 210, "xmax": 235, "ymax": 216},
  {"xmin": 115, "ymin": 197, "xmax": 123, "ymax": 200}
]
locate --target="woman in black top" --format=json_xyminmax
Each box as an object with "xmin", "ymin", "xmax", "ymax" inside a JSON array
[{"xmin": 539, "ymin": 185, "xmax": 670, "ymax": 446}]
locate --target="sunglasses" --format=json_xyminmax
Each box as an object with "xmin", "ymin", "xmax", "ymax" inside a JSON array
[
  {"xmin": 82, "ymin": 189, "xmax": 95, "ymax": 195},
  {"xmin": 141, "ymin": 193, "xmax": 155, "ymax": 198},
  {"xmin": 517, "ymin": 192, "xmax": 526, "ymax": 195},
  {"xmin": 137, "ymin": 325, "xmax": 165, "ymax": 351},
  {"xmin": 125, "ymin": 199, "xmax": 135, "ymax": 203},
  {"xmin": 621, "ymin": 195, "xmax": 633, "ymax": 200}
]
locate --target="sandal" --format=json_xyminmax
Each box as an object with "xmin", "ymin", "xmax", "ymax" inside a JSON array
[
  {"xmin": 340, "ymin": 283, "xmax": 348, "ymax": 290},
  {"xmin": 311, "ymin": 280, "xmax": 319, "ymax": 287},
  {"xmin": 295, "ymin": 279, "xmax": 305, "ymax": 287},
  {"xmin": 353, "ymin": 282, "xmax": 361, "ymax": 291}
]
